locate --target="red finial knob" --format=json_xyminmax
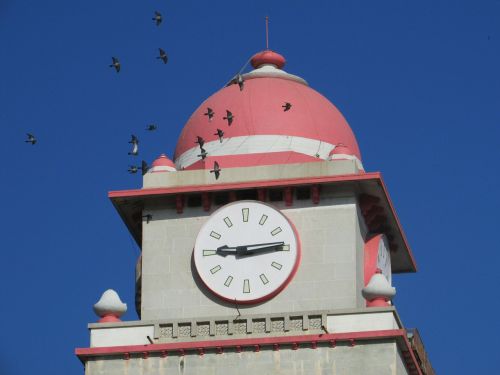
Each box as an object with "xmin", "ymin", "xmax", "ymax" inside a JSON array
[{"xmin": 250, "ymin": 50, "xmax": 286, "ymax": 69}]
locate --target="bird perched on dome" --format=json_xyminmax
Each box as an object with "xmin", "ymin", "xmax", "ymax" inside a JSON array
[
  {"xmin": 25, "ymin": 133, "xmax": 37, "ymax": 145},
  {"xmin": 128, "ymin": 135, "xmax": 139, "ymax": 156},
  {"xmin": 282, "ymin": 102, "xmax": 292, "ymax": 111},
  {"xmin": 152, "ymin": 11, "xmax": 162, "ymax": 26},
  {"xmin": 214, "ymin": 129, "xmax": 224, "ymax": 143},
  {"xmin": 204, "ymin": 107, "xmax": 214, "ymax": 122},
  {"xmin": 195, "ymin": 136, "xmax": 205, "ymax": 148},
  {"xmin": 197, "ymin": 147, "xmax": 208, "ymax": 160},
  {"xmin": 109, "ymin": 57, "xmax": 120, "ymax": 73},
  {"xmin": 229, "ymin": 74, "xmax": 244, "ymax": 91},
  {"xmin": 210, "ymin": 161, "xmax": 221, "ymax": 180},
  {"xmin": 145, "ymin": 124, "xmax": 157, "ymax": 131},
  {"xmin": 157, "ymin": 48, "xmax": 168, "ymax": 64},
  {"xmin": 223, "ymin": 110, "xmax": 234, "ymax": 126}
]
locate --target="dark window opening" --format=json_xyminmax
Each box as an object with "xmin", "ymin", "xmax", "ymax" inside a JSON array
[
  {"xmin": 187, "ymin": 194, "xmax": 202, "ymax": 207},
  {"xmin": 235, "ymin": 189, "xmax": 258, "ymax": 200},
  {"xmin": 268, "ymin": 189, "xmax": 283, "ymax": 202},
  {"xmin": 296, "ymin": 186, "xmax": 311, "ymax": 200},
  {"xmin": 214, "ymin": 191, "xmax": 230, "ymax": 206}
]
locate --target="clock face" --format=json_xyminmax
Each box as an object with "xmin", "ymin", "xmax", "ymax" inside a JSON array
[
  {"xmin": 193, "ymin": 200, "xmax": 301, "ymax": 304},
  {"xmin": 376, "ymin": 235, "xmax": 392, "ymax": 285}
]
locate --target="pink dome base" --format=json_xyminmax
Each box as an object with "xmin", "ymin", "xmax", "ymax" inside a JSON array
[{"xmin": 184, "ymin": 152, "xmax": 322, "ymax": 171}]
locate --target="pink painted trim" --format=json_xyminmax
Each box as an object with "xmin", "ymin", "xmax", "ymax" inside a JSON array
[
  {"xmin": 75, "ymin": 328, "xmax": 422, "ymax": 374},
  {"xmin": 364, "ymin": 234, "xmax": 383, "ymax": 286},
  {"xmin": 76, "ymin": 330, "xmax": 402, "ymax": 356},
  {"xmin": 109, "ymin": 173, "xmax": 381, "ymax": 198},
  {"xmin": 366, "ymin": 297, "xmax": 390, "ymax": 307},
  {"xmin": 98, "ymin": 314, "xmax": 121, "ymax": 323}
]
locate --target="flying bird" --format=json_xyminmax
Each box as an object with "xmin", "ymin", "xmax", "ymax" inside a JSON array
[
  {"xmin": 128, "ymin": 134, "xmax": 139, "ymax": 155},
  {"xmin": 197, "ymin": 147, "xmax": 208, "ymax": 160},
  {"xmin": 223, "ymin": 110, "xmax": 234, "ymax": 126},
  {"xmin": 128, "ymin": 144, "xmax": 138, "ymax": 156},
  {"xmin": 25, "ymin": 133, "xmax": 36, "ymax": 145},
  {"xmin": 152, "ymin": 11, "xmax": 162, "ymax": 26},
  {"xmin": 140, "ymin": 160, "xmax": 149, "ymax": 175},
  {"xmin": 109, "ymin": 57, "xmax": 120, "ymax": 73},
  {"xmin": 210, "ymin": 161, "xmax": 221, "ymax": 180},
  {"xmin": 282, "ymin": 102, "xmax": 292, "ymax": 111},
  {"xmin": 128, "ymin": 160, "xmax": 149, "ymax": 175},
  {"xmin": 129, "ymin": 134, "xmax": 139, "ymax": 144},
  {"xmin": 157, "ymin": 48, "xmax": 168, "ymax": 64},
  {"xmin": 145, "ymin": 124, "xmax": 157, "ymax": 131},
  {"xmin": 214, "ymin": 128, "xmax": 224, "ymax": 143},
  {"xmin": 204, "ymin": 107, "xmax": 214, "ymax": 122},
  {"xmin": 195, "ymin": 136, "xmax": 205, "ymax": 148}
]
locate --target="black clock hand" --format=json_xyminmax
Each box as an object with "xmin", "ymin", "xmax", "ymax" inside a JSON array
[
  {"xmin": 245, "ymin": 241, "xmax": 285, "ymax": 249},
  {"xmin": 216, "ymin": 245, "xmax": 240, "ymax": 257},
  {"xmin": 216, "ymin": 242, "xmax": 285, "ymax": 257},
  {"xmin": 237, "ymin": 241, "xmax": 285, "ymax": 256}
]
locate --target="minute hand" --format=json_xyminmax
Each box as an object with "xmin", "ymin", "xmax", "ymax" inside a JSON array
[{"xmin": 242, "ymin": 242, "xmax": 285, "ymax": 255}]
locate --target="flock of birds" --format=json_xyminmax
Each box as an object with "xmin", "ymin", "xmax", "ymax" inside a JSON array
[
  {"xmin": 194, "ymin": 98, "xmax": 292, "ymax": 180},
  {"xmin": 24, "ymin": 10, "xmax": 294, "ymax": 183},
  {"xmin": 24, "ymin": 11, "xmax": 166, "ymax": 177},
  {"xmin": 109, "ymin": 11, "xmax": 167, "ymax": 73}
]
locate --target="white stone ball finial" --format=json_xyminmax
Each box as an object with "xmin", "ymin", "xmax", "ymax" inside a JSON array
[
  {"xmin": 362, "ymin": 269, "xmax": 396, "ymax": 307},
  {"xmin": 93, "ymin": 289, "xmax": 127, "ymax": 323}
]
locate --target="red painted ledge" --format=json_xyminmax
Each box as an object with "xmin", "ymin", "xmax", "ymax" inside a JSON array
[
  {"xmin": 75, "ymin": 329, "xmax": 422, "ymax": 375},
  {"xmin": 108, "ymin": 172, "xmax": 381, "ymax": 199}
]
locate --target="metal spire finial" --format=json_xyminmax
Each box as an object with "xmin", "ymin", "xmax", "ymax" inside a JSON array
[{"xmin": 265, "ymin": 16, "xmax": 269, "ymax": 50}]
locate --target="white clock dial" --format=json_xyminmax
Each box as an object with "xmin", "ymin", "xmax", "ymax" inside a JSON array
[
  {"xmin": 376, "ymin": 235, "xmax": 392, "ymax": 285},
  {"xmin": 193, "ymin": 200, "xmax": 301, "ymax": 303}
]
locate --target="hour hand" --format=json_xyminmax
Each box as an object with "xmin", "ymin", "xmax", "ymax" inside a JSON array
[{"xmin": 216, "ymin": 245, "xmax": 240, "ymax": 257}]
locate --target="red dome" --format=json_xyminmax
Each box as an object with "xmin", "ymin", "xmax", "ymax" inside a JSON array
[
  {"xmin": 150, "ymin": 154, "xmax": 176, "ymax": 173},
  {"xmin": 174, "ymin": 51, "xmax": 361, "ymax": 170}
]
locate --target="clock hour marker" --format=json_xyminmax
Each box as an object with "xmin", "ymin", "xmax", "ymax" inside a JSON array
[
  {"xmin": 259, "ymin": 214, "xmax": 268, "ymax": 225},
  {"xmin": 203, "ymin": 249, "xmax": 217, "ymax": 256},
  {"xmin": 242, "ymin": 208, "xmax": 249, "ymax": 222},
  {"xmin": 210, "ymin": 265, "xmax": 221, "ymax": 274},
  {"xmin": 223, "ymin": 217, "xmax": 233, "ymax": 227},
  {"xmin": 271, "ymin": 262, "xmax": 282, "ymax": 270},
  {"xmin": 259, "ymin": 274, "xmax": 269, "ymax": 285},
  {"xmin": 210, "ymin": 231, "xmax": 221, "ymax": 240},
  {"xmin": 271, "ymin": 227, "xmax": 282, "ymax": 236},
  {"xmin": 224, "ymin": 276, "xmax": 233, "ymax": 287},
  {"xmin": 243, "ymin": 279, "xmax": 250, "ymax": 293},
  {"xmin": 279, "ymin": 244, "xmax": 290, "ymax": 251}
]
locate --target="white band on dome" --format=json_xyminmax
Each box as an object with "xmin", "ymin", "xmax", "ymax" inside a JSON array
[
  {"xmin": 175, "ymin": 135, "xmax": 363, "ymax": 170},
  {"xmin": 150, "ymin": 165, "xmax": 177, "ymax": 173},
  {"xmin": 329, "ymin": 153, "xmax": 364, "ymax": 169}
]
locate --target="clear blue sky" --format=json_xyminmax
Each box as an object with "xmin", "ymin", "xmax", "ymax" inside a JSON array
[{"xmin": 1, "ymin": 1, "xmax": 498, "ymax": 373}]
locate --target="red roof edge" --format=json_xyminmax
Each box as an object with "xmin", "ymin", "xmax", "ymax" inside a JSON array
[{"xmin": 75, "ymin": 329, "xmax": 422, "ymax": 375}]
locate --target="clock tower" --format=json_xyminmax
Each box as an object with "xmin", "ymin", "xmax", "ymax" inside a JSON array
[{"xmin": 76, "ymin": 50, "xmax": 434, "ymax": 375}]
